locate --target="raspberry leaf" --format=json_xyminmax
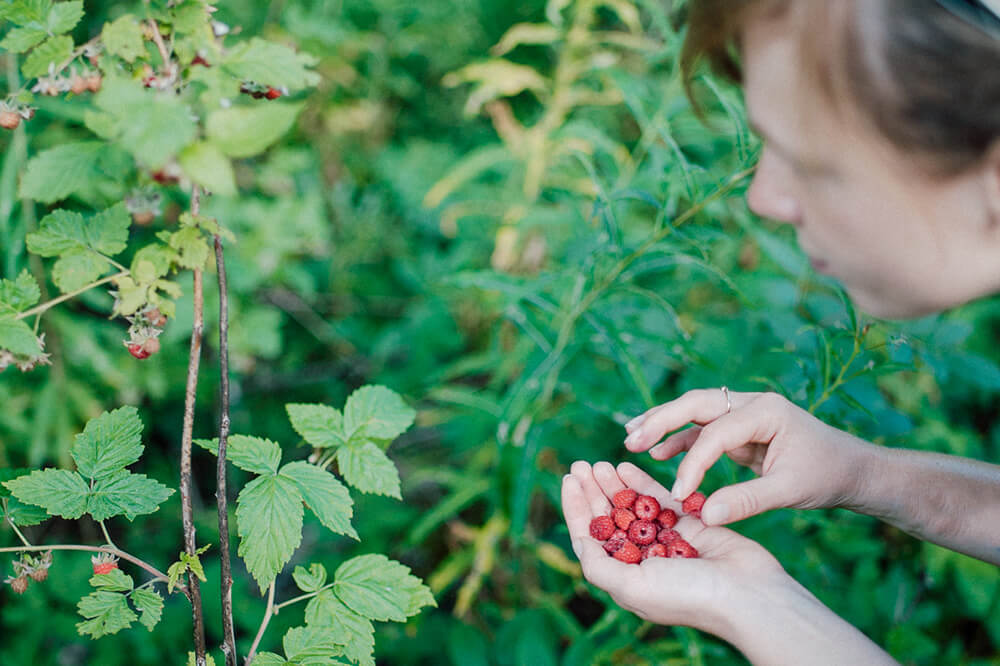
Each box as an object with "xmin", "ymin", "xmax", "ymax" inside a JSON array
[
  {"xmin": 0, "ymin": 317, "xmax": 43, "ymax": 356},
  {"xmin": 70, "ymin": 406, "xmax": 144, "ymax": 481},
  {"xmin": 194, "ymin": 435, "xmax": 283, "ymax": 475},
  {"xmin": 282, "ymin": 625, "xmax": 347, "ymax": 662},
  {"xmin": 206, "ymin": 103, "xmax": 305, "ymax": 159},
  {"xmin": 86, "ymin": 470, "xmax": 174, "ymax": 521},
  {"xmin": 342, "ymin": 385, "xmax": 416, "ymax": 441},
  {"xmin": 0, "ymin": 26, "xmax": 48, "ymax": 54},
  {"xmin": 131, "ymin": 588, "xmax": 164, "ymax": 631},
  {"xmin": 305, "ymin": 590, "xmax": 375, "ymax": 666},
  {"xmin": 0, "ymin": 270, "xmax": 41, "ymax": 312},
  {"xmin": 178, "ymin": 141, "xmax": 237, "ymax": 196},
  {"xmin": 47, "ymin": 1, "xmax": 84, "ymax": 34},
  {"xmin": 221, "ymin": 37, "xmax": 320, "ymax": 89},
  {"xmin": 245, "ymin": 654, "xmax": 284, "ymax": 665},
  {"xmin": 333, "ymin": 554, "xmax": 435, "ymax": 623},
  {"xmin": 280, "ymin": 461, "xmax": 358, "ymax": 540},
  {"xmin": 101, "ymin": 14, "xmax": 146, "ymax": 62},
  {"xmin": 286, "ymin": 403, "xmax": 347, "ymax": 449},
  {"xmin": 292, "ymin": 563, "xmax": 328, "ymax": 593},
  {"xmin": 19, "ymin": 141, "xmax": 105, "ymax": 204},
  {"xmin": 336, "ymin": 441, "xmax": 401, "ymax": 499},
  {"xmin": 236, "ymin": 474, "xmax": 304, "ymax": 592},
  {"xmin": 22, "ymin": 35, "xmax": 73, "ymax": 78},
  {"xmin": 90, "ymin": 569, "xmax": 134, "ymax": 592},
  {"xmin": 2, "ymin": 496, "xmax": 51, "ymax": 526},
  {"xmin": 76, "ymin": 590, "xmax": 137, "ymax": 638},
  {"xmin": 3, "ymin": 469, "xmax": 89, "ymax": 519}
]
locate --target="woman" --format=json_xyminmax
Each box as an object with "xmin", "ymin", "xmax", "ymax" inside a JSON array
[{"xmin": 561, "ymin": 1, "xmax": 1000, "ymax": 663}]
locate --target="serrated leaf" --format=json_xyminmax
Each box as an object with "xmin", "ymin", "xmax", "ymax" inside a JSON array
[
  {"xmin": 194, "ymin": 435, "xmax": 282, "ymax": 475},
  {"xmin": 221, "ymin": 37, "xmax": 319, "ymax": 89},
  {"xmin": 22, "ymin": 35, "xmax": 73, "ymax": 78},
  {"xmin": 336, "ymin": 442, "xmax": 401, "ymax": 499},
  {"xmin": 102, "ymin": 14, "xmax": 146, "ymax": 62},
  {"xmin": 168, "ymin": 226, "xmax": 211, "ymax": 270},
  {"xmin": 52, "ymin": 247, "xmax": 110, "ymax": 292},
  {"xmin": 0, "ymin": 1, "xmax": 45, "ymax": 24},
  {"xmin": 333, "ymin": 554, "xmax": 426, "ymax": 622},
  {"xmin": 178, "ymin": 140, "xmax": 236, "ymax": 195},
  {"xmin": 0, "ymin": 270, "xmax": 41, "ymax": 312},
  {"xmin": 0, "ymin": 468, "xmax": 29, "ymax": 497},
  {"xmin": 0, "ymin": 317, "xmax": 42, "ymax": 356},
  {"xmin": 293, "ymin": 563, "xmax": 328, "ymax": 593},
  {"xmin": 27, "ymin": 204, "xmax": 129, "ymax": 259},
  {"xmin": 87, "ymin": 470, "xmax": 173, "ymax": 521},
  {"xmin": 71, "ymin": 406, "xmax": 144, "ymax": 480},
  {"xmin": 280, "ymin": 462, "xmax": 357, "ymax": 540},
  {"xmin": 250, "ymin": 654, "xmax": 286, "ymax": 665},
  {"xmin": 205, "ymin": 102, "xmax": 305, "ymax": 159},
  {"xmin": 19, "ymin": 141, "xmax": 104, "ymax": 204},
  {"xmin": 90, "ymin": 569, "xmax": 134, "ymax": 592},
  {"xmin": 286, "ymin": 404, "xmax": 346, "ymax": 449},
  {"xmin": 283, "ymin": 625, "xmax": 342, "ymax": 661},
  {"xmin": 236, "ymin": 474, "xmax": 303, "ymax": 591},
  {"xmin": 305, "ymin": 591, "xmax": 375, "ymax": 666},
  {"xmin": 76, "ymin": 590, "xmax": 137, "ymax": 638},
  {"xmin": 3, "ymin": 496, "xmax": 51, "ymax": 526},
  {"xmin": 188, "ymin": 653, "xmax": 219, "ymax": 666},
  {"xmin": 47, "ymin": 1, "xmax": 83, "ymax": 34},
  {"xmin": 343, "ymin": 385, "xmax": 415, "ymax": 441},
  {"xmin": 3, "ymin": 469, "xmax": 88, "ymax": 519},
  {"xmin": 131, "ymin": 588, "xmax": 164, "ymax": 631},
  {"xmin": 0, "ymin": 26, "xmax": 48, "ymax": 53}
]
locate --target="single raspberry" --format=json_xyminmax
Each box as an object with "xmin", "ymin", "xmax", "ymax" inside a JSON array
[
  {"xmin": 612, "ymin": 540, "xmax": 642, "ymax": 564},
  {"xmin": 668, "ymin": 538, "xmax": 699, "ymax": 558},
  {"xmin": 28, "ymin": 568, "xmax": 48, "ymax": 582},
  {"xmin": 643, "ymin": 543, "xmax": 668, "ymax": 560},
  {"xmin": 0, "ymin": 110, "xmax": 21, "ymax": 130},
  {"xmin": 93, "ymin": 562, "xmax": 118, "ymax": 575},
  {"xmin": 70, "ymin": 76, "xmax": 88, "ymax": 95},
  {"xmin": 191, "ymin": 54, "xmax": 211, "ymax": 67},
  {"xmin": 142, "ymin": 337, "xmax": 160, "ymax": 356},
  {"xmin": 612, "ymin": 488, "xmax": 637, "ymax": 509},
  {"xmin": 627, "ymin": 519, "xmax": 657, "ymax": 545},
  {"xmin": 612, "ymin": 507, "xmax": 636, "ymax": 530},
  {"xmin": 8, "ymin": 575, "xmax": 28, "ymax": 594},
  {"xmin": 86, "ymin": 73, "xmax": 102, "ymax": 92},
  {"xmin": 127, "ymin": 343, "xmax": 150, "ymax": 360},
  {"xmin": 681, "ymin": 491, "xmax": 706, "ymax": 518},
  {"xmin": 657, "ymin": 528, "xmax": 681, "ymax": 544},
  {"xmin": 656, "ymin": 508, "xmax": 678, "ymax": 528},
  {"xmin": 265, "ymin": 86, "xmax": 282, "ymax": 100},
  {"xmin": 589, "ymin": 515, "xmax": 615, "ymax": 541},
  {"xmin": 603, "ymin": 531, "xmax": 627, "ymax": 554},
  {"xmin": 633, "ymin": 495, "xmax": 661, "ymax": 520}
]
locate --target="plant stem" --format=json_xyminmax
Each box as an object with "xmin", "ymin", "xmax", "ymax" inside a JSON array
[
  {"xmin": 214, "ymin": 233, "xmax": 238, "ymax": 666},
  {"xmin": 4, "ymin": 515, "xmax": 32, "ymax": 548},
  {"xmin": 99, "ymin": 520, "xmax": 118, "ymax": 549},
  {"xmin": 180, "ymin": 185, "xmax": 208, "ymax": 666},
  {"xmin": 245, "ymin": 582, "xmax": 276, "ymax": 664},
  {"xmin": 14, "ymin": 271, "xmax": 128, "ymax": 321},
  {"xmin": 0, "ymin": 544, "xmax": 186, "ymax": 596},
  {"xmin": 273, "ymin": 584, "xmax": 332, "ymax": 612}
]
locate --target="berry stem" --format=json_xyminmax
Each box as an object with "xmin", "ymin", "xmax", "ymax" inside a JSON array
[
  {"xmin": 14, "ymin": 271, "xmax": 129, "ymax": 322},
  {"xmin": 245, "ymin": 581, "xmax": 276, "ymax": 664},
  {"xmin": 99, "ymin": 520, "xmax": 118, "ymax": 549},
  {"xmin": 3, "ymin": 511, "xmax": 33, "ymax": 548}
]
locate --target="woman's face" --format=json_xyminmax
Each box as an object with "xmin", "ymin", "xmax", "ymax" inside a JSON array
[{"xmin": 740, "ymin": 12, "xmax": 1000, "ymax": 319}]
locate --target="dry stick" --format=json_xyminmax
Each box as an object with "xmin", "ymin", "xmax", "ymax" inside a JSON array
[
  {"xmin": 181, "ymin": 186, "xmax": 209, "ymax": 666},
  {"xmin": 214, "ymin": 234, "xmax": 238, "ymax": 665}
]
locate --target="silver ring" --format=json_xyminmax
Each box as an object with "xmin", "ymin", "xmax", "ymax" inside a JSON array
[{"xmin": 721, "ymin": 386, "xmax": 731, "ymax": 414}]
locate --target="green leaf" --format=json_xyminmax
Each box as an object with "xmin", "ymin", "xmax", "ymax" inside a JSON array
[
  {"xmin": 178, "ymin": 141, "xmax": 237, "ymax": 196},
  {"xmin": 47, "ymin": 1, "xmax": 83, "ymax": 34},
  {"xmin": 87, "ymin": 470, "xmax": 174, "ymax": 521},
  {"xmin": 51, "ymin": 247, "xmax": 110, "ymax": 292},
  {"xmin": 3, "ymin": 497, "xmax": 51, "ymax": 526},
  {"xmin": 286, "ymin": 404, "xmax": 346, "ymax": 449},
  {"xmin": 22, "ymin": 35, "xmax": 73, "ymax": 78},
  {"xmin": 333, "ymin": 554, "xmax": 430, "ymax": 623},
  {"xmin": 19, "ymin": 141, "xmax": 104, "ymax": 204},
  {"xmin": 0, "ymin": 26, "xmax": 48, "ymax": 53},
  {"xmin": 76, "ymin": 591, "xmax": 137, "ymax": 638},
  {"xmin": 280, "ymin": 461, "xmax": 358, "ymax": 540},
  {"xmin": 343, "ymin": 385, "xmax": 415, "ymax": 441},
  {"xmin": 0, "ymin": 270, "xmax": 42, "ymax": 311},
  {"xmin": 221, "ymin": 37, "xmax": 319, "ymax": 89},
  {"xmin": 236, "ymin": 474, "xmax": 303, "ymax": 591},
  {"xmin": 101, "ymin": 14, "xmax": 146, "ymax": 62},
  {"xmin": 293, "ymin": 563, "xmax": 327, "ymax": 593},
  {"xmin": 71, "ymin": 406, "xmax": 144, "ymax": 480},
  {"xmin": 3, "ymin": 469, "xmax": 88, "ymax": 519},
  {"xmin": 89, "ymin": 569, "xmax": 134, "ymax": 592},
  {"xmin": 305, "ymin": 591, "xmax": 375, "ymax": 666},
  {"xmin": 336, "ymin": 442, "xmax": 401, "ymax": 499},
  {"xmin": 131, "ymin": 588, "xmax": 164, "ymax": 631},
  {"xmin": 27, "ymin": 205, "xmax": 130, "ymax": 260},
  {"xmin": 250, "ymin": 654, "xmax": 286, "ymax": 666},
  {"xmin": 0, "ymin": 317, "xmax": 42, "ymax": 356},
  {"xmin": 168, "ymin": 226, "xmax": 211, "ymax": 270},
  {"xmin": 283, "ymin": 625, "xmax": 343, "ymax": 661},
  {"xmin": 205, "ymin": 102, "xmax": 305, "ymax": 159},
  {"xmin": 188, "ymin": 653, "xmax": 219, "ymax": 666},
  {"xmin": 194, "ymin": 435, "xmax": 282, "ymax": 475}
]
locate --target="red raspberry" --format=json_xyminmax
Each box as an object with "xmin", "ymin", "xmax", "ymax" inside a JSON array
[
  {"xmin": 681, "ymin": 491, "xmax": 706, "ymax": 518},
  {"xmin": 612, "ymin": 488, "xmax": 637, "ymax": 509},
  {"xmin": 633, "ymin": 495, "xmax": 661, "ymax": 520},
  {"xmin": 612, "ymin": 540, "xmax": 642, "ymax": 564},
  {"xmin": 0, "ymin": 110, "xmax": 21, "ymax": 130},
  {"xmin": 627, "ymin": 519, "xmax": 657, "ymax": 545},
  {"xmin": 127, "ymin": 343, "xmax": 150, "ymax": 359},
  {"xmin": 602, "ymin": 530, "xmax": 627, "ymax": 554},
  {"xmin": 612, "ymin": 508, "xmax": 635, "ymax": 530},
  {"xmin": 28, "ymin": 568, "xmax": 48, "ymax": 582},
  {"xmin": 265, "ymin": 86, "xmax": 282, "ymax": 100},
  {"xmin": 668, "ymin": 538, "xmax": 699, "ymax": 558},
  {"xmin": 93, "ymin": 561, "xmax": 118, "ymax": 575},
  {"xmin": 589, "ymin": 515, "xmax": 615, "ymax": 541},
  {"xmin": 656, "ymin": 508, "xmax": 678, "ymax": 528},
  {"xmin": 142, "ymin": 338, "xmax": 160, "ymax": 356},
  {"xmin": 643, "ymin": 543, "xmax": 668, "ymax": 560},
  {"xmin": 9, "ymin": 575, "xmax": 28, "ymax": 594},
  {"xmin": 657, "ymin": 528, "xmax": 681, "ymax": 544}
]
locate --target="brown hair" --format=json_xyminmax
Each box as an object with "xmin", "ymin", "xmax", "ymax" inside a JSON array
[{"xmin": 681, "ymin": 0, "xmax": 1000, "ymax": 174}]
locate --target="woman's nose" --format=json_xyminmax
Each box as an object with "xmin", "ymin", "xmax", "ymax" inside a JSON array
[{"xmin": 746, "ymin": 151, "xmax": 802, "ymax": 226}]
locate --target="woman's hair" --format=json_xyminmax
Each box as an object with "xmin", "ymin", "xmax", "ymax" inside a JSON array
[{"xmin": 681, "ymin": 0, "xmax": 1000, "ymax": 174}]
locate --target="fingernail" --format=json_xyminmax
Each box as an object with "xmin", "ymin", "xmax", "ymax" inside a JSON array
[
  {"xmin": 625, "ymin": 413, "xmax": 647, "ymax": 432},
  {"xmin": 624, "ymin": 428, "xmax": 642, "ymax": 447},
  {"xmin": 671, "ymin": 479, "xmax": 685, "ymax": 501},
  {"xmin": 702, "ymin": 503, "xmax": 729, "ymax": 525}
]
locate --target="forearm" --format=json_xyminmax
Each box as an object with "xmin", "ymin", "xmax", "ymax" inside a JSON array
[{"xmin": 849, "ymin": 444, "xmax": 1000, "ymax": 564}]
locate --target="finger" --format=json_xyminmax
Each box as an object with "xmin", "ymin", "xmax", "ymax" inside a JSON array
[
  {"xmin": 561, "ymin": 475, "xmax": 595, "ymax": 559},
  {"xmin": 624, "ymin": 388, "xmax": 756, "ymax": 453},
  {"xmin": 648, "ymin": 426, "xmax": 701, "ymax": 460},
  {"xmin": 614, "ymin": 462, "xmax": 674, "ymax": 509},
  {"xmin": 671, "ymin": 401, "xmax": 780, "ymax": 501},
  {"xmin": 592, "ymin": 461, "xmax": 627, "ymax": 499},
  {"xmin": 561, "ymin": 475, "xmax": 633, "ymax": 589},
  {"xmin": 571, "ymin": 460, "xmax": 613, "ymax": 516},
  {"xmin": 700, "ymin": 475, "xmax": 796, "ymax": 525}
]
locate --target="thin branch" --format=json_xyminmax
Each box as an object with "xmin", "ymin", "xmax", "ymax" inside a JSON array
[
  {"xmin": 180, "ymin": 185, "xmax": 208, "ymax": 665},
  {"xmin": 4, "ymin": 514, "xmax": 32, "ymax": 548},
  {"xmin": 215, "ymin": 233, "xmax": 238, "ymax": 666},
  {"xmin": 14, "ymin": 271, "xmax": 128, "ymax": 321},
  {"xmin": 245, "ymin": 582, "xmax": 276, "ymax": 665},
  {"xmin": 99, "ymin": 520, "xmax": 118, "ymax": 549}
]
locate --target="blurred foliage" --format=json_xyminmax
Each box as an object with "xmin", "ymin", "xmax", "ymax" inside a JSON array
[{"xmin": 2, "ymin": 0, "xmax": 999, "ymax": 664}]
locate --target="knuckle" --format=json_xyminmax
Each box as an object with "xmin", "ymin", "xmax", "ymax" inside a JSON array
[{"xmin": 756, "ymin": 392, "xmax": 789, "ymax": 412}]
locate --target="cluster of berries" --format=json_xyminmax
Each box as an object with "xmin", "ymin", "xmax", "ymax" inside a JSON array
[
  {"xmin": 240, "ymin": 81, "xmax": 284, "ymax": 100},
  {"xmin": 589, "ymin": 488, "xmax": 705, "ymax": 564},
  {"xmin": 4, "ymin": 551, "xmax": 52, "ymax": 595},
  {"xmin": 123, "ymin": 307, "xmax": 167, "ymax": 360}
]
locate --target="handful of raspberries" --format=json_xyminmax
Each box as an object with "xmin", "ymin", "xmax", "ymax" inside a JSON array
[{"xmin": 589, "ymin": 488, "xmax": 705, "ymax": 564}]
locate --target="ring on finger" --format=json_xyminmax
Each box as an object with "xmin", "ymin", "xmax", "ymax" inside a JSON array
[{"xmin": 721, "ymin": 385, "xmax": 731, "ymax": 414}]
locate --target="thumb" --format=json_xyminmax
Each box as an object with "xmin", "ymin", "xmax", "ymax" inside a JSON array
[{"xmin": 700, "ymin": 476, "xmax": 792, "ymax": 525}]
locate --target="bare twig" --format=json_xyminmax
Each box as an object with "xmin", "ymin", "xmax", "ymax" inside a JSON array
[
  {"xmin": 214, "ymin": 233, "xmax": 238, "ymax": 665},
  {"xmin": 245, "ymin": 582, "xmax": 276, "ymax": 665},
  {"xmin": 180, "ymin": 185, "xmax": 208, "ymax": 666}
]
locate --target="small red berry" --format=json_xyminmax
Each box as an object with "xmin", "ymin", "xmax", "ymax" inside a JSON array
[
  {"xmin": 612, "ymin": 489, "xmax": 637, "ymax": 509},
  {"xmin": 70, "ymin": 76, "xmax": 88, "ymax": 95},
  {"xmin": 142, "ymin": 337, "xmax": 160, "ymax": 356},
  {"xmin": 132, "ymin": 210, "xmax": 156, "ymax": 225},
  {"xmin": 265, "ymin": 86, "xmax": 282, "ymax": 100},
  {"xmin": 0, "ymin": 111, "xmax": 21, "ymax": 130},
  {"xmin": 603, "ymin": 531, "xmax": 627, "ymax": 554},
  {"xmin": 668, "ymin": 538, "xmax": 699, "ymax": 559},
  {"xmin": 589, "ymin": 515, "xmax": 615, "ymax": 541},
  {"xmin": 87, "ymin": 74, "xmax": 103, "ymax": 92},
  {"xmin": 643, "ymin": 543, "xmax": 668, "ymax": 560},
  {"xmin": 128, "ymin": 343, "xmax": 150, "ymax": 359},
  {"xmin": 656, "ymin": 528, "xmax": 681, "ymax": 545},
  {"xmin": 633, "ymin": 495, "xmax": 661, "ymax": 520},
  {"xmin": 681, "ymin": 491, "xmax": 706, "ymax": 518},
  {"xmin": 612, "ymin": 507, "xmax": 636, "ymax": 530},
  {"xmin": 93, "ymin": 561, "xmax": 118, "ymax": 576},
  {"xmin": 612, "ymin": 540, "xmax": 642, "ymax": 564},
  {"xmin": 28, "ymin": 568, "xmax": 48, "ymax": 582},
  {"xmin": 656, "ymin": 508, "xmax": 678, "ymax": 529},
  {"xmin": 191, "ymin": 54, "xmax": 211, "ymax": 67},
  {"xmin": 9, "ymin": 575, "xmax": 28, "ymax": 594},
  {"xmin": 627, "ymin": 519, "xmax": 657, "ymax": 545}
]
